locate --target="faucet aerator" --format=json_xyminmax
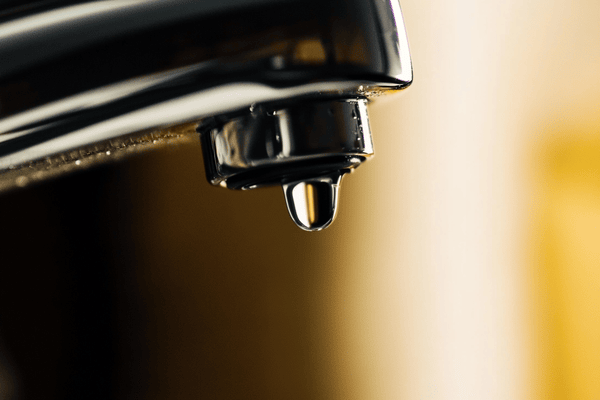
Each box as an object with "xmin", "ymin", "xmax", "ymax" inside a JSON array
[{"xmin": 199, "ymin": 99, "xmax": 373, "ymax": 230}]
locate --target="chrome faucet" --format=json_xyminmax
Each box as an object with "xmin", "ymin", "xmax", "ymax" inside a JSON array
[{"xmin": 0, "ymin": 0, "xmax": 411, "ymax": 230}]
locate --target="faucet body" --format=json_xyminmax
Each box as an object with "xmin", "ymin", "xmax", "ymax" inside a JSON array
[{"xmin": 0, "ymin": 0, "xmax": 411, "ymax": 229}]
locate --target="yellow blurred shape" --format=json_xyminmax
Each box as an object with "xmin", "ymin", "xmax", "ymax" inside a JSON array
[
  {"xmin": 293, "ymin": 38, "xmax": 326, "ymax": 64},
  {"xmin": 532, "ymin": 136, "xmax": 600, "ymax": 399},
  {"xmin": 306, "ymin": 182, "xmax": 316, "ymax": 224}
]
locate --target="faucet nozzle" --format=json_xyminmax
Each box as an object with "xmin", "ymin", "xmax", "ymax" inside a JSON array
[{"xmin": 199, "ymin": 98, "xmax": 373, "ymax": 230}]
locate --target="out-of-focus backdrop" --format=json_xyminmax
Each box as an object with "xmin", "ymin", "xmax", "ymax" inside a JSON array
[{"xmin": 1, "ymin": 0, "xmax": 599, "ymax": 399}]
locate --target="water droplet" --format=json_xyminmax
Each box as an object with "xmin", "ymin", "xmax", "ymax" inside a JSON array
[
  {"xmin": 249, "ymin": 103, "xmax": 256, "ymax": 113},
  {"xmin": 105, "ymin": 151, "xmax": 111, "ymax": 155},
  {"xmin": 351, "ymin": 109, "xmax": 357, "ymax": 119},
  {"xmin": 282, "ymin": 172, "xmax": 343, "ymax": 231},
  {"xmin": 75, "ymin": 160, "xmax": 81, "ymax": 165}
]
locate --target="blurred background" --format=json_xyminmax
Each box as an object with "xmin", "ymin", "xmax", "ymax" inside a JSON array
[{"xmin": 1, "ymin": 0, "xmax": 600, "ymax": 398}]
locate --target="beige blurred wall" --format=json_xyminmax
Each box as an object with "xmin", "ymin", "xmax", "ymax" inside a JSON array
[
  {"xmin": 123, "ymin": 0, "xmax": 600, "ymax": 399},
  {"xmin": 322, "ymin": 0, "xmax": 600, "ymax": 398}
]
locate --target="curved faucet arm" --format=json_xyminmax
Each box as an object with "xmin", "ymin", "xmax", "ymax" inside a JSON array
[{"xmin": 0, "ymin": 0, "xmax": 412, "ymax": 229}]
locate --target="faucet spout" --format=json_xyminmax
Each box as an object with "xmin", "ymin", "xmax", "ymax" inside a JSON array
[
  {"xmin": 0, "ymin": 0, "xmax": 412, "ymax": 230},
  {"xmin": 199, "ymin": 98, "xmax": 373, "ymax": 230}
]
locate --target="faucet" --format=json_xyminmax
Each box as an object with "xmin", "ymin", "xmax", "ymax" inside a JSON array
[{"xmin": 0, "ymin": 0, "xmax": 411, "ymax": 231}]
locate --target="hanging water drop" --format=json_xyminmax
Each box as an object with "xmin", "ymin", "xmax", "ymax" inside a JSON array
[{"xmin": 282, "ymin": 171, "xmax": 343, "ymax": 231}]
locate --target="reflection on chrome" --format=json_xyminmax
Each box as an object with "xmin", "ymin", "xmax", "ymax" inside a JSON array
[{"xmin": 0, "ymin": 61, "xmax": 216, "ymax": 137}]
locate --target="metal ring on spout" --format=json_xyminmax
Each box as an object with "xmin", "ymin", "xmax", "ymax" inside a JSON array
[{"xmin": 199, "ymin": 98, "xmax": 374, "ymax": 190}]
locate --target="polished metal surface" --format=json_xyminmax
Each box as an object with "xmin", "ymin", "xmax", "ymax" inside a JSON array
[
  {"xmin": 200, "ymin": 99, "xmax": 372, "ymax": 227},
  {"xmin": 0, "ymin": 0, "xmax": 412, "ymax": 230},
  {"xmin": 200, "ymin": 99, "xmax": 372, "ymax": 189}
]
